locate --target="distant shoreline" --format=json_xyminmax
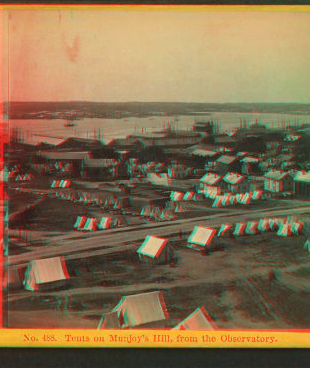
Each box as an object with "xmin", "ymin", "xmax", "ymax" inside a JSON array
[{"xmin": 4, "ymin": 101, "xmax": 310, "ymax": 120}]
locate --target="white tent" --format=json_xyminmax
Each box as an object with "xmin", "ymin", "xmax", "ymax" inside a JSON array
[
  {"xmin": 100, "ymin": 291, "xmax": 169, "ymax": 329},
  {"xmin": 137, "ymin": 235, "xmax": 171, "ymax": 264},
  {"xmin": 241, "ymin": 192, "xmax": 252, "ymax": 205},
  {"xmin": 170, "ymin": 191, "xmax": 184, "ymax": 201},
  {"xmin": 172, "ymin": 307, "xmax": 217, "ymax": 330},
  {"xmin": 183, "ymin": 191, "xmax": 194, "ymax": 201},
  {"xmin": 217, "ymin": 224, "xmax": 233, "ymax": 238},
  {"xmin": 3, "ymin": 268, "xmax": 23, "ymax": 289},
  {"xmin": 98, "ymin": 311, "xmax": 123, "ymax": 329},
  {"xmin": 252, "ymin": 190, "xmax": 263, "ymax": 200},
  {"xmin": 258, "ymin": 218, "xmax": 271, "ymax": 232},
  {"xmin": 188, "ymin": 226, "xmax": 217, "ymax": 252},
  {"xmin": 140, "ymin": 206, "xmax": 152, "ymax": 217},
  {"xmin": 150, "ymin": 207, "xmax": 163, "ymax": 220},
  {"xmin": 98, "ymin": 217, "xmax": 111, "ymax": 230},
  {"xmin": 112, "ymin": 216, "xmax": 123, "ymax": 228},
  {"xmin": 74, "ymin": 216, "xmax": 87, "ymax": 230},
  {"xmin": 269, "ymin": 218, "xmax": 277, "ymax": 232},
  {"xmin": 74, "ymin": 216, "xmax": 82, "ymax": 229},
  {"xmin": 175, "ymin": 203, "xmax": 186, "ymax": 213},
  {"xmin": 245, "ymin": 221, "xmax": 259, "ymax": 235},
  {"xmin": 277, "ymin": 223, "xmax": 292, "ymax": 237},
  {"xmin": 212, "ymin": 197, "xmax": 222, "ymax": 208},
  {"xmin": 83, "ymin": 218, "xmax": 97, "ymax": 231},
  {"xmin": 233, "ymin": 222, "xmax": 247, "ymax": 237},
  {"xmin": 24, "ymin": 257, "xmax": 69, "ymax": 291},
  {"xmin": 291, "ymin": 221, "xmax": 303, "ymax": 236},
  {"xmin": 160, "ymin": 208, "xmax": 175, "ymax": 220}
]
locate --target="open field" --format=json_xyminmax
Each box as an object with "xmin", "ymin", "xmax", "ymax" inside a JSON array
[
  {"xmin": 5, "ymin": 185, "xmax": 310, "ymax": 329},
  {"xmin": 5, "ymin": 232, "xmax": 310, "ymax": 329}
]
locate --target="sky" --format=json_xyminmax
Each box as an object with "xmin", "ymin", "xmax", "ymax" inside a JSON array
[{"xmin": 2, "ymin": 6, "xmax": 310, "ymax": 103}]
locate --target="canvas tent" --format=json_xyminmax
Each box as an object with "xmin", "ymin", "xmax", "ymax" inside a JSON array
[
  {"xmin": 209, "ymin": 188, "xmax": 220, "ymax": 199},
  {"xmin": 3, "ymin": 268, "xmax": 23, "ymax": 289},
  {"xmin": 183, "ymin": 191, "xmax": 194, "ymax": 201},
  {"xmin": 172, "ymin": 307, "xmax": 217, "ymax": 330},
  {"xmin": 187, "ymin": 226, "xmax": 217, "ymax": 252},
  {"xmin": 150, "ymin": 207, "xmax": 163, "ymax": 221},
  {"xmin": 291, "ymin": 221, "xmax": 303, "ymax": 236},
  {"xmin": 268, "ymin": 218, "xmax": 278, "ymax": 232},
  {"xmin": 233, "ymin": 222, "xmax": 247, "ymax": 237},
  {"xmin": 217, "ymin": 224, "xmax": 233, "ymax": 238},
  {"xmin": 160, "ymin": 208, "xmax": 175, "ymax": 220},
  {"xmin": 211, "ymin": 197, "xmax": 219, "ymax": 208},
  {"xmin": 170, "ymin": 191, "xmax": 184, "ymax": 201},
  {"xmin": 175, "ymin": 203, "xmax": 186, "ymax": 213},
  {"xmin": 24, "ymin": 256, "xmax": 69, "ymax": 291},
  {"xmin": 83, "ymin": 218, "xmax": 97, "ymax": 231},
  {"xmin": 98, "ymin": 291, "xmax": 169, "ymax": 329},
  {"xmin": 74, "ymin": 216, "xmax": 87, "ymax": 230},
  {"xmin": 98, "ymin": 217, "xmax": 111, "ymax": 230},
  {"xmin": 98, "ymin": 311, "xmax": 123, "ymax": 329},
  {"xmin": 137, "ymin": 235, "xmax": 172, "ymax": 264},
  {"xmin": 258, "ymin": 218, "xmax": 271, "ymax": 232},
  {"xmin": 252, "ymin": 190, "xmax": 263, "ymax": 200},
  {"xmin": 277, "ymin": 222, "xmax": 292, "ymax": 237},
  {"xmin": 140, "ymin": 206, "xmax": 152, "ymax": 217},
  {"xmin": 112, "ymin": 216, "xmax": 123, "ymax": 228},
  {"xmin": 245, "ymin": 221, "xmax": 259, "ymax": 235},
  {"xmin": 241, "ymin": 192, "xmax": 252, "ymax": 205}
]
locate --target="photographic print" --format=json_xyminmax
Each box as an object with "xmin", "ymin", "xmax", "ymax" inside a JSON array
[{"xmin": 1, "ymin": 4, "xmax": 310, "ymax": 347}]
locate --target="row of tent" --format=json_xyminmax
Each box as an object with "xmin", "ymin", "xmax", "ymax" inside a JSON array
[
  {"xmin": 211, "ymin": 191, "xmax": 262, "ymax": 207},
  {"xmin": 170, "ymin": 191, "xmax": 204, "ymax": 202},
  {"xmin": 218, "ymin": 217, "xmax": 304, "ymax": 239},
  {"xmin": 140, "ymin": 204, "xmax": 186, "ymax": 221},
  {"xmin": 170, "ymin": 190, "xmax": 264, "ymax": 206},
  {"xmin": 46, "ymin": 190, "xmax": 127, "ymax": 210},
  {"xmin": 98, "ymin": 290, "xmax": 217, "ymax": 330},
  {"xmin": 188, "ymin": 217, "xmax": 304, "ymax": 252},
  {"xmin": 13, "ymin": 173, "xmax": 34, "ymax": 182},
  {"xmin": 51, "ymin": 180, "xmax": 71, "ymax": 188},
  {"xmin": 74, "ymin": 216, "xmax": 124, "ymax": 231},
  {"xmin": 135, "ymin": 217, "xmax": 305, "ymax": 265}
]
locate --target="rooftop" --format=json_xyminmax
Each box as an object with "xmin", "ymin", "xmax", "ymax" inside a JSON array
[
  {"xmin": 83, "ymin": 158, "xmax": 118, "ymax": 167},
  {"xmin": 294, "ymin": 171, "xmax": 310, "ymax": 182},
  {"xmin": 191, "ymin": 149, "xmax": 218, "ymax": 158},
  {"xmin": 223, "ymin": 172, "xmax": 246, "ymax": 184},
  {"xmin": 242, "ymin": 156, "xmax": 261, "ymax": 163},
  {"xmin": 264, "ymin": 170, "xmax": 289, "ymax": 180},
  {"xmin": 216, "ymin": 155, "xmax": 238, "ymax": 165},
  {"xmin": 40, "ymin": 151, "xmax": 91, "ymax": 160},
  {"xmin": 200, "ymin": 172, "xmax": 222, "ymax": 185}
]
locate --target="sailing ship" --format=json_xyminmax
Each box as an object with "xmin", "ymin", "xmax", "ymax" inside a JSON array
[{"xmin": 64, "ymin": 119, "xmax": 77, "ymax": 127}]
